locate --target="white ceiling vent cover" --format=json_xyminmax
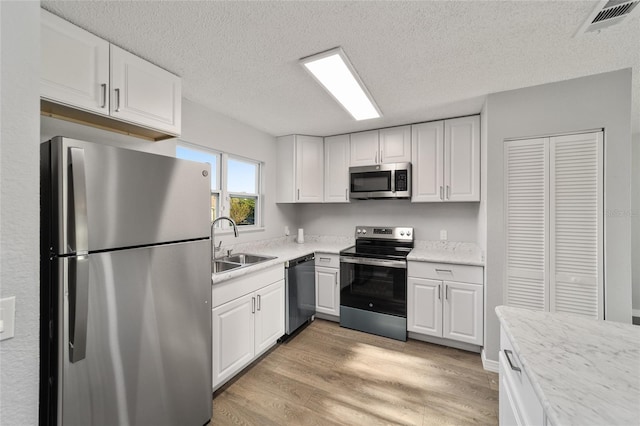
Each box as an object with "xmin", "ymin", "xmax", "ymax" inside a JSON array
[{"xmin": 576, "ymin": 0, "xmax": 640, "ymax": 35}]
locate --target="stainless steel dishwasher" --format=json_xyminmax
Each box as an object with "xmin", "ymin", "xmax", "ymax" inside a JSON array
[{"xmin": 284, "ymin": 253, "xmax": 316, "ymax": 336}]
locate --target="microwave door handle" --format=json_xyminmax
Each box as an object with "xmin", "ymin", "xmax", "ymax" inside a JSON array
[{"xmin": 391, "ymin": 170, "xmax": 395, "ymax": 193}]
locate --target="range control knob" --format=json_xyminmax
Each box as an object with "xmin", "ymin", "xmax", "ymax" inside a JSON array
[
  {"xmin": 407, "ymin": 231, "xmax": 412, "ymax": 236},
  {"xmin": 362, "ymin": 229, "xmax": 367, "ymax": 234},
  {"xmin": 400, "ymin": 231, "xmax": 405, "ymax": 236},
  {"xmin": 357, "ymin": 229, "xmax": 362, "ymax": 234}
]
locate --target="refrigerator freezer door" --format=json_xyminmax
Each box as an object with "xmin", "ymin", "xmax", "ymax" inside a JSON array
[
  {"xmin": 59, "ymin": 240, "xmax": 211, "ymax": 426},
  {"xmin": 46, "ymin": 137, "xmax": 211, "ymax": 255}
]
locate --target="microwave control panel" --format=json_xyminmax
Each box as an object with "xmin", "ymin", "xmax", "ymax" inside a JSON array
[{"xmin": 395, "ymin": 170, "xmax": 408, "ymax": 191}]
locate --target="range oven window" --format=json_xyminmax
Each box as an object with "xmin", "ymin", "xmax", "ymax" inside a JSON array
[
  {"xmin": 340, "ymin": 260, "xmax": 406, "ymax": 317},
  {"xmin": 351, "ymin": 171, "xmax": 391, "ymax": 193}
]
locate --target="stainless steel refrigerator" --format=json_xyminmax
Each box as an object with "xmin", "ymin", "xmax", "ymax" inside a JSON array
[{"xmin": 40, "ymin": 137, "xmax": 212, "ymax": 426}]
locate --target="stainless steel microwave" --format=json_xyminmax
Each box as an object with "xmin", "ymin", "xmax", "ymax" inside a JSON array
[{"xmin": 349, "ymin": 163, "xmax": 411, "ymax": 200}]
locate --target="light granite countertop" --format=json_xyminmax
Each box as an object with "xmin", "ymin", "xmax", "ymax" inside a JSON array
[
  {"xmin": 407, "ymin": 240, "xmax": 484, "ymax": 266},
  {"xmin": 212, "ymin": 235, "xmax": 484, "ymax": 284},
  {"xmin": 211, "ymin": 235, "xmax": 353, "ymax": 284},
  {"xmin": 496, "ymin": 305, "xmax": 640, "ymax": 426}
]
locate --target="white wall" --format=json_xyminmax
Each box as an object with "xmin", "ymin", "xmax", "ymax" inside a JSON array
[
  {"xmin": 0, "ymin": 2, "xmax": 40, "ymax": 424},
  {"xmin": 299, "ymin": 201, "xmax": 479, "ymax": 242},
  {"xmin": 484, "ymin": 69, "xmax": 633, "ymax": 362},
  {"xmin": 633, "ymin": 132, "xmax": 640, "ymax": 316},
  {"xmin": 179, "ymin": 99, "xmax": 298, "ymax": 248}
]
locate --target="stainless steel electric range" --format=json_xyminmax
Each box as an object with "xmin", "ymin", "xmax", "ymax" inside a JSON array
[{"xmin": 339, "ymin": 226, "xmax": 414, "ymax": 341}]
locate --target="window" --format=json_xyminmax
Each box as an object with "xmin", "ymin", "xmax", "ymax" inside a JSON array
[{"xmin": 177, "ymin": 143, "xmax": 262, "ymax": 229}]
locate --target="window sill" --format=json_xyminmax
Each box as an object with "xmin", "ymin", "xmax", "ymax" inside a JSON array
[{"xmin": 214, "ymin": 226, "xmax": 266, "ymax": 236}]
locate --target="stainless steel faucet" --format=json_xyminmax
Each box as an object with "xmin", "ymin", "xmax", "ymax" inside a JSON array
[{"xmin": 211, "ymin": 216, "xmax": 239, "ymax": 261}]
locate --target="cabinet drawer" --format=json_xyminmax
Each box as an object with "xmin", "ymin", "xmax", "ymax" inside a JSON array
[
  {"xmin": 500, "ymin": 328, "xmax": 544, "ymax": 426},
  {"xmin": 212, "ymin": 264, "xmax": 284, "ymax": 308},
  {"xmin": 315, "ymin": 253, "xmax": 340, "ymax": 269},
  {"xmin": 408, "ymin": 261, "xmax": 483, "ymax": 284}
]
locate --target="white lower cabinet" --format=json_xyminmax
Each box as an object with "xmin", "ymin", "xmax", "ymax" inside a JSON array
[
  {"xmin": 407, "ymin": 262, "xmax": 483, "ymax": 346},
  {"xmin": 314, "ymin": 253, "xmax": 340, "ymax": 319},
  {"xmin": 212, "ymin": 265, "xmax": 284, "ymax": 390},
  {"xmin": 499, "ymin": 327, "xmax": 546, "ymax": 426}
]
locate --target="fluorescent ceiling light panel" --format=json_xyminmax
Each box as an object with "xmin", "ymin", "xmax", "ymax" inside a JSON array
[{"xmin": 301, "ymin": 47, "xmax": 381, "ymax": 121}]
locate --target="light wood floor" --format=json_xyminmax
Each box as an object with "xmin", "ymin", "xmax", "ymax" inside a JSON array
[{"xmin": 212, "ymin": 319, "xmax": 498, "ymax": 425}]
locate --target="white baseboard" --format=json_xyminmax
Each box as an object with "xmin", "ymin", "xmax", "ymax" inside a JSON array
[
  {"xmin": 633, "ymin": 309, "xmax": 640, "ymax": 317},
  {"xmin": 481, "ymin": 349, "xmax": 499, "ymax": 373}
]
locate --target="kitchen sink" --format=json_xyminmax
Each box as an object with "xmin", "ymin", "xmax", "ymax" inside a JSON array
[
  {"xmin": 222, "ymin": 253, "xmax": 276, "ymax": 265},
  {"xmin": 212, "ymin": 260, "xmax": 242, "ymax": 273},
  {"xmin": 212, "ymin": 253, "xmax": 277, "ymax": 274}
]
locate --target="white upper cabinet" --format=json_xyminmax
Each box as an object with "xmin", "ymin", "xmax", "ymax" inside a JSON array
[
  {"xmin": 349, "ymin": 130, "xmax": 379, "ymax": 166},
  {"xmin": 40, "ymin": 9, "xmax": 181, "ymax": 137},
  {"xmin": 411, "ymin": 116, "xmax": 480, "ymax": 202},
  {"xmin": 276, "ymin": 135, "xmax": 324, "ymax": 203},
  {"xmin": 350, "ymin": 126, "xmax": 411, "ymax": 166},
  {"xmin": 379, "ymin": 126, "xmax": 412, "ymax": 164},
  {"xmin": 41, "ymin": 10, "xmax": 110, "ymax": 115},
  {"xmin": 110, "ymin": 45, "xmax": 181, "ymax": 135},
  {"xmin": 411, "ymin": 121, "xmax": 444, "ymax": 202},
  {"xmin": 324, "ymin": 134, "xmax": 350, "ymax": 203},
  {"xmin": 445, "ymin": 116, "xmax": 480, "ymax": 201}
]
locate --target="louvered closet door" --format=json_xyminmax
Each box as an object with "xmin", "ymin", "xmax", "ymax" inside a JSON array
[
  {"xmin": 504, "ymin": 138, "xmax": 549, "ymax": 311},
  {"xmin": 550, "ymin": 132, "xmax": 603, "ymax": 319}
]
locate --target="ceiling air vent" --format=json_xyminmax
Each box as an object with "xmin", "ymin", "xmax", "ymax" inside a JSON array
[{"xmin": 575, "ymin": 0, "xmax": 640, "ymax": 35}]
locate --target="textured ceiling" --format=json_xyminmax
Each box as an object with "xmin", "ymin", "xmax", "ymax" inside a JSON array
[{"xmin": 41, "ymin": 1, "xmax": 640, "ymax": 137}]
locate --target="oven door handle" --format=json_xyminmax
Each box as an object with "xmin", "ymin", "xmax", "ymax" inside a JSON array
[{"xmin": 340, "ymin": 256, "xmax": 407, "ymax": 269}]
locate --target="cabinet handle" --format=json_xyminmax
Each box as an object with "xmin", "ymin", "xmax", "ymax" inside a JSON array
[
  {"xmin": 445, "ymin": 284, "xmax": 449, "ymax": 300},
  {"xmin": 439, "ymin": 186, "xmax": 444, "ymax": 200},
  {"xmin": 374, "ymin": 151, "xmax": 378, "ymax": 164},
  {"xmin": 446, "ymin": 185, "xmax": 450, "ymax": 200},
  {"xmin": 252, "ymin": 296, "xmax": 255, "ymax": 314},
  {"xmin": 345, "ymin": 188, "xmax": 348, "ymax": 201},
  {"xmin": 100, "ymin": 84, "xmax": 107, "ymax": 108},
  {"xmin": 297, "ymin": 188, "xmax": 300, "ymax": 201},
  {"xmin": 504, "ymin": 349, "xmax": 521, "ymax": 373},
  {"xmin": 380, "ymin": 150, "xmax": 383, "ymax": 163},
  {"xmin": 257, "ymin": 295, "xmax": 261, "ymax": 311},
  {"xmin": 435, "ymin": 268, "xmax": 453, "ymax": 274},
  {"xmin": 114, "ymin": 88, "xmax": 121, "ymax": 112},
  {"xmin": 437, "ymin": 284, "xmax": 441, "ymax": 300},
  {"xmin": 319, "ymin": 257, "xmax": 331, "ymax": 262}
]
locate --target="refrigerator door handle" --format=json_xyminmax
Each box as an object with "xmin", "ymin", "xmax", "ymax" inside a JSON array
[
  {"xmin": 69, "ymin": 147, "xmax": 89, "ymax": 255},
  {"xmin": 68, "ymin": 255, "xmax": 89, "ymax": 362}
]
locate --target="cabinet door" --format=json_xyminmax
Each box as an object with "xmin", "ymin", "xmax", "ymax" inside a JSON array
[
  {"xmin": 379, "ymin": 126, "xmax": 411, "ymax": 163},
  {"xmin": 295, "ymin": 136, "xmax": 324, "ymax": 202},
  {"xmin": 444, "ymin": 116, "xmax": 480, "ymax": 201},
  {"xmin": 212, "ymin": 294, "xmax": 255, "ymax": 388},
  {"xmin": 443, "ymin": 281, "xmax": 483, "ymax": 345},
  {"xmin": 350, "ymin": 130, "xmax": 379, "ymax": 166},
  {"xmin": 411, "ymin": 121, "xmax": 444, "ymax": 202},
  {"xmin": 407, "ymin": 277, "xmax": 442, "ymax": 336},
  {"xmin": 549, "ymin": 132, "xmax": 603, "ymax": 319},
  {"xmin": 41, "ymin": 10, "xmax": 110, "ymax": 115},
  {"xmin": 315, "ymin": 267, "xmax": 340, "ymax": 316},
  {"xmin": 254, "ymin": 280, "xmax": 285, "ymax": 355},
  {"xmin": 110, "ymin": 45, "xmax": 181, "ymax": 135},
  {"xmin": 324, "ymin": 135, "xmax": 350, "ymax": 203}
]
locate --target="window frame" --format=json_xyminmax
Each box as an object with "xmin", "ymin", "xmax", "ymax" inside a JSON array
[{"xmin": 176, "ymin": 142, "xmax": 264, "ymax": 232}]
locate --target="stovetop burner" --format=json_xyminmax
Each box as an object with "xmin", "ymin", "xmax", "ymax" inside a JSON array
[{"xmin": 340, "ymin": 226, "xmax": 414, "ymax": 261}]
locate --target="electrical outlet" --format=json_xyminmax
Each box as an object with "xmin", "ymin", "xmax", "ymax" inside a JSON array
[
  {"xmin": 0, "ymin": 296, "xmax": 16, "ymax": 341},
  {"xmin": 440, "ymin": 229, "xmax": 448, "ymax": 241}
]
